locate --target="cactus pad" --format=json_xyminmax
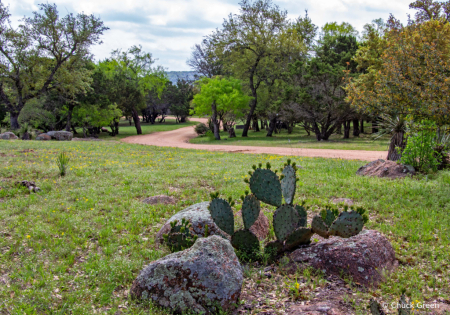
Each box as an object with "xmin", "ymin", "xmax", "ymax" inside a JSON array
[
  {"xmin": 328, "ymin": 211, "xmax": 364, "ymax": 238},
  {"xmin": 284, "ymin": 227, "xmax": 313, "ymax": 251},
  {"xmin": 281, "ymin": 165, "xmax": 296, "ymax": 205},
  {"xmin": 273, "ymin": 205, "xmax": 300, "ymax": 241},
  {"xmin": 249, "ymin": 168, "xmax": 282, "ymax": 207},
  {"xmin": 311, "ymin": 215, "xmax": 330, "ymax": 238},
  {"xmin": 209, "ymin": 198, "xmax": 234, "ymax": 235},
  {"xmin": 320, "ymin": 208, "xmax": 337, "ymax": 226},
  {"xmin": 295, "ymin": 205, "xmax": 308, "ymax": 228},
  {"xmin": 231, "ymin": 229, "xmax": 260, "ymax": 258},
  {"xmin": 242, "ymin": 194, "xmax": 261, "ymax": 230}
]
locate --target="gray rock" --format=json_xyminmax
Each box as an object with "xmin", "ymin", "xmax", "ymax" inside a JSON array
[
  {"xmin": 46, "ymin": 131, "xmax": 57, "ymax": 137},
  {"xmin": 0, "ymin": 132, "xmax": 18, "ymax": 140},
  {"xmin": 53, "ymin": 131, "xmax": 73, "ymax": 141},
  {"xmin": 130, "ymin": 235, "xmax": 243, "ymax": 314},
  {"xmin": 290, "ymin": 230, "xmax": 397, "ymax": 287},
  {"xmin": 36, "ymin": 134, "xmax": 52, "ymax": 141},
  {"xmin": 155, "ymin": 202, "xmax": 229, "ymax": 244}
]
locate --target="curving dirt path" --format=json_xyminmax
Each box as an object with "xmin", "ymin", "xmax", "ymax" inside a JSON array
[{"xmin": 121, "ymin": 117, "xmax": 387, "ymax": 161}]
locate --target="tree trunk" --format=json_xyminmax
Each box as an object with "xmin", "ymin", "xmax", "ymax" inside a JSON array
[
  {"xmin": 360, "ymin": 119, "xmax": 364, "ymax": 134},
  {"xmin": 387, "ymin": 131, "xmax": 405, "ymax": 161},
  {"xmin": 211, "ymin": 102, "xmax": 220, "ymax": 140},
  {"xmin": 252, "ymin": 116, "xmax": 260, "ymax": 132},
  {"xmin": 287, "ymin": 122, "xmax": 294, "ymax": 134},
  {"xmin": 372, "ymin": 118, "xmax": 379, "ymax": 134},
  {"xmin": 335, "ymin": 123, "xmax": 342, "ymax": 134},
  {"xmin": 228, "ymin": 127, "xmax": 236, "ymax": 138},
  {"xmin": 10, "ymin": 112, "xmax": 20, "ymax": 130},
  {"xmin": 179, "ymin": 116, "xmax": 187, "ymax": 123},
  {"xmin": 343, "ymin": 121, "xmax": 351, "ymax": 139},
  {"xmin": 352, "ymin": 119, "xmax": 360, "ymax": 137},
  {"xmin": 242, "ymin": 94, "xmax": 257, "ymax": 137},
  {"xmin": 266, "ymin": 116, "xmax": 277, "ymax": 137},
  {"xmin": 71, "ymin": 126, "xmax": 78, "ymax": 135},
  {"xmin": 131, "ymin": 108, "xmax": 142, "ymax": 135},
  {"xmin": 65, "ymin": 103, "xmax": 75, "ymax": 132}
]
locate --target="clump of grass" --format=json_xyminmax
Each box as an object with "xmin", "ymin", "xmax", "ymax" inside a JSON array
[{"xmin": 55, "ymin": 151, "xmax": 70, "ymax": 176}]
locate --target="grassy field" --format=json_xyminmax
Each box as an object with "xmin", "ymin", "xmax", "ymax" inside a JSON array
[
  {"xmin": 77, "ymin": 118, "xmax": 197, "ymax": 141},
  {"xmin": 190, "ymin": 125, "xmax": 391, "ymax": 151},
  {"xmin": 0, "ymin": 140, "xmax": 449, "ymax": 314}
]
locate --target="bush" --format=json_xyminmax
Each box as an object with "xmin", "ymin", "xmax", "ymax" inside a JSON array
[
  {"xmin": 400, "ymin": 120, "xmax": 441, "ymax": 172},
  {"xmin": 205, "ymin": 130, "xmax": 215, "ymax": 141},
  {"xmin": 194, "ymin": 123, "xmax": 209, "ymax": 135}
]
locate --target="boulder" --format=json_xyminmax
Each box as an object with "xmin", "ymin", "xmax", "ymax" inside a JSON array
[
  {"xmin": 130, "ymin": 235, "xmax": 243, "ymax": 314},
  {"xmin": 356, "ymin": 159, "xmax": 415, "ymax": 179},
  {"xmin": 53, "ymin": 131, "xmax": 73, "ymax": 141},
  {"xmin": 155, "ymin": 202, "xmax": 229, "ymax": 244},
  {"xmin": 0, "ymin": 132, "xmax": 18, "ymax": 140},
  {"xmin": 235, "ymin": 210, "xmax": 269, "ymax": 240},
  {"xmin": 36, "ymin": 134, "xmax": 52, "ymax": 141},
  {"xmin": 142, "ymin": 195, "xmax": 176, "ymax": 205},
  {"xmin": 290, "ymin": 230, "xmax": 397, "ymax": 287}
]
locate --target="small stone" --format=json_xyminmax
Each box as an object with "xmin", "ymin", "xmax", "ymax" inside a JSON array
[
  {"xmin": 36, "ymin": 134, "xmax": 52, "ymax": 141},
  {"xmin": 142, "ymin": 195, "xmax": 176, "ymax": 205}
]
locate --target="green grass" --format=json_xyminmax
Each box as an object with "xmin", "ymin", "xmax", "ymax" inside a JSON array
[
  {"xmin": 190, "ymin": 125, "xmax": 391, "ymax": 151},
  {"xmin": 81, "ymin": 118, "xmax": 197, "ymax": 140},
  {"xmin": 0, "ymin": 140, "xmax": 449, "ymax": 314}
]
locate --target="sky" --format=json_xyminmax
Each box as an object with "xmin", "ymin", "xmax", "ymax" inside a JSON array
[{"xmin": 8, "ymin": 0, "xmax": 416, "ymax": 71}]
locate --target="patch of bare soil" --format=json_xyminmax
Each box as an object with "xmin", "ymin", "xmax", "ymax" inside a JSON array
[{"xmin": 121, "ymin": 117, "xmax": 387, "ymax": 161}]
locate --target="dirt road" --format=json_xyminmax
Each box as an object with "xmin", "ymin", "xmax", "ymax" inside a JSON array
[{"xmin": 121, "ymin": 118, "xmax": 387, "ymax": 161}]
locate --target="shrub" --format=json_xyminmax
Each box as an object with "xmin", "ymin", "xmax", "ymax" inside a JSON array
[
  {"xmin": 205, "ymin": 130, "xmax": 215, "ymax": 141},
  {"xmin": 400, "ymin": 120, "xmax": 441, "ymax": 172},
  {"xmin": 194, "ymin": 123, "xmax": 209, "ymax": 135},
  {"xmin": 55, "ymin": 152, "xmax": 70, "ymax": 176}
]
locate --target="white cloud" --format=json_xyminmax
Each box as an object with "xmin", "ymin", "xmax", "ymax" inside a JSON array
[{"xmin": 7, "ymin": 0, "xmax": 416, "ymax": 71}]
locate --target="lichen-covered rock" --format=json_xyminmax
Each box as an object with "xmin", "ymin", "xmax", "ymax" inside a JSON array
[
  {"xmin": 235, "ymin": 210, "xmax": 269, "ymax": 240},
  {"xmin": 36, "ymin": 134, "xmax": 52, "ymax": 141},
  {"xmin": 0, "ymin": 132, "xmax": 18, "ymax": 140},
  {"xmin": 53, "ymin": 131, "xmax": 73, "ymax": 141},
  {"xmin": 155, "ymin": 202, "xmax": 229, "ymax": 244},
  {"xmin": 290, "ymin": 230, "xmax": 397, "ymax": 287},
  {"xmin": 130, "ymin": 235, "xmax": 243, "ymax": 314},
  {"xmin": 356, "ymin": 159, "xmax": 415, "ymax": 178}
]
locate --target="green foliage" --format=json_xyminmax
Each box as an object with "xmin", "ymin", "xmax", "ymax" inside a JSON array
[
  {"xmin": 400, "ymin": 120, "xmax": 441, "ymax": 173},
  {"xmin": 55, "ymin": 152, "xmax": 70, "ymax": 177},
  {"xmin": 194, "ymin": 123, "xmax": 209, "ymax": 135},
  {"xmin": 0, "ymin": 3, "xmax": 107, "ymax": 129},
  {"xmin": 163, "ymin": 219, "xmax": 198, "ymax": 253},
  {"xmin": 205, "ymin": 130, "xmax": 215, "ymax": 141}
]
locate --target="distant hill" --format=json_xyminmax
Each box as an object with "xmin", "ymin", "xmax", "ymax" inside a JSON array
[{"xmin": 166, "ymin": 71, "xmax": 202, "ymax": 84}]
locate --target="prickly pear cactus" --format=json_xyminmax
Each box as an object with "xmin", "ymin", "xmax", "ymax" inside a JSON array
[
  {"xmin": 231, "ymin": 229, "xmax": 260, "ymax": 259},
  {"xmin": 311, "ymin": 215, "xmax": 330, "ymax": 238},
  {"xmin": 273, "ymin": 205, "xmax": 300, "ymax": 241},
  {"xmin": 369, "ymin": 299, "xmax": 386, "ymax": 315},
  {"xmin": 249, "ymin": 168, "xmax": 282, "ymax": 207},
  {"xmin": 242, "ymin": 194, "xmax": 260, "ymax": 230},
  {"xmin": 295, "ymin": 205, "xmax": 307, "ymax": 228},
  {"xmin": 328, "ymin": 211, "xmax": 364, "ymax": 238},
  {"xmin": 284, "ymin": 227, "xmax": 313, "ymax": 251},
  {"xmin": 209, "ymin": 198, "xmax": 234, "ymax": 236},
  {"xmin": 281, "ymin": 165, "xmax": 296, "ymax": 205},
  {"xmin": 320, "ymin": 208, "xmax": 338, "ymax": 226}
]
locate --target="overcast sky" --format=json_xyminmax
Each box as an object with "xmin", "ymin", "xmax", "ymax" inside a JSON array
[{"xmin": 8, "ymin": 0, "xmax": 416, "ymax": 71}]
